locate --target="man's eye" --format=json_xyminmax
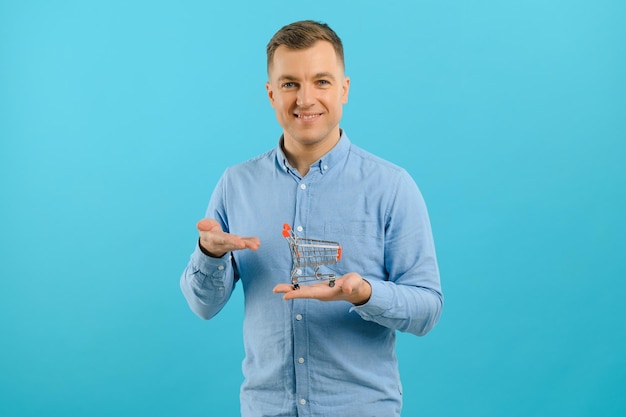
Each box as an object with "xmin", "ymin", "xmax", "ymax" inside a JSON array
[
  {"xmin": 282, "ymin": 82, "xmax": 296, "ymax": 88},
  {"xmin": 317, "ymin": 80, "xmax": 330, "ymax": 86}
]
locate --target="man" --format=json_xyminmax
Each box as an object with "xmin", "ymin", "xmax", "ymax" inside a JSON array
[{"xmin": 180, "ymin": 20, "xmax": 443, "ymax": 417}]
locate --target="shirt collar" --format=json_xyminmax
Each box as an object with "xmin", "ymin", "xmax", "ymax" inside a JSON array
[{"xmin": 276, "ymin": 129, "xmax": 351, "ymax": 177}]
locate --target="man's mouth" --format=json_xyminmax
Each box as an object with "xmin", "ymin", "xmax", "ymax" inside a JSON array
[{"xmin": 295, "ymin": 113, "xmax": 322, "ymax": 119}]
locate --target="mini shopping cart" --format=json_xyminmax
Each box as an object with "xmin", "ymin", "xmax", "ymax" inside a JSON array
[{"xmin": 282, "ymin": 224, "xmax": 342, "ymax": 289}]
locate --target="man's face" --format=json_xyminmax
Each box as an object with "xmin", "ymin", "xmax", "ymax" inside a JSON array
[{"xmin": 266, "ymin": 41, "xmax": 350, "ymax": 151}]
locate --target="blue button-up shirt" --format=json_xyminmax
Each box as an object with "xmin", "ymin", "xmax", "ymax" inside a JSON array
[{"xmin": 181, "ymin": 131, "xmax": 443, "ymax": 417}]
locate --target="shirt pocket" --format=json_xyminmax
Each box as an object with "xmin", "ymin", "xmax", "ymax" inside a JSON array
[{"xmin": 323, "ymin": 220, "xmax": 384, "ymax": 278}]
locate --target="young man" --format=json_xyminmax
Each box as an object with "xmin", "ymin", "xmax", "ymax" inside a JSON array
[{"xmin": 181, "ymin": 20, "xmax": 443, "ymax": 417}]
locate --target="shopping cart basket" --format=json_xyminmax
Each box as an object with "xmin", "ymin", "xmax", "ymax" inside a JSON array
[{"xmin": 282, "ymin": 224, "xmax": 342, "ymax": 289}]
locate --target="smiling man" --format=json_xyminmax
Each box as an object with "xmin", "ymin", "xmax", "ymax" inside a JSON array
[
  {"xmin": 180, "ymin": 20, "xmax": 443, "ymax": 417},
  {"xmin": 266, "ymin": 39, "xmax": 349, "ymax": 176}
]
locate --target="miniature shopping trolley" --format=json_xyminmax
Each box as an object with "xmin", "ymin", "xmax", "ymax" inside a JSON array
[{"xmin": 282, "ymin": 224, "xmax": 342, "ymax": 289}]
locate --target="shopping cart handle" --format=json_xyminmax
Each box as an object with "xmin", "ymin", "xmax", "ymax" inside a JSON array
[{"xmin": 282, "ymin": 223, "xmax": 292, "ymax": 238}]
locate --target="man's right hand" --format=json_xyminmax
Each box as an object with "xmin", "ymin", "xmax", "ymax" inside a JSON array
[{"xmin": 196, "ymin": 218, "xmax": 260, "ymax": 258}]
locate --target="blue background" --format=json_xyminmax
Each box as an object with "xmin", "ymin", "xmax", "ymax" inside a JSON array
[{"xmin": 1, "ymin": 0, "xmax": 624, "ymax": 416}]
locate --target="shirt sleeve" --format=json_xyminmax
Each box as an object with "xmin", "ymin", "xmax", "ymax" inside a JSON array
[
  {"xmin": 351, "ymin": 170, "xmax": 443, "ymax": 336},
  {"xmin": 179, "ymin": 172, "xmax": 237, "ymax": 320},
  {"xmin": 179, "ymin": 243, "xmax": 236, "ymax": 320}
]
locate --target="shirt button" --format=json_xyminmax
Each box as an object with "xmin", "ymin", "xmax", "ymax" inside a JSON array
[
  {"xmin": 298, "ymin": 357, "xmax": 305, "ymax": 364},
  {"xmin": 295, "ymin": 314, "xmax": 302, "ymax": 321},
  {"xmin": 323, "ymin": 165, "xmax": 328, "ymax": 171},
  {"xmin": 296, "ymin": 226, "xmax": 303, "ymax": 232},
  {"xmin": 217, "ymin": 265, "xmax": 225, "ymax": 271},
  {"xmin": 300, "ymin": 399, "xmax": 306, "ymax": 405},
  {"xmin": 300, "ymin": 183, "xmax": 306, "ymax": 190}
]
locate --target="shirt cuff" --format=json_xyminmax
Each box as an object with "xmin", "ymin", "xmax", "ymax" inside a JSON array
[
  {"xmin": 350, "ymin": 279, "xmax": 394, "ymax": 319},
  {"xmin": 190, "ymin": 242, "xmax": 231, "ymax": 279}
]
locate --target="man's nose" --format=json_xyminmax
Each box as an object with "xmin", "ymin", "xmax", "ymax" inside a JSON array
[{"xmin": 296, "ymin": 85, "xmax": 314, "ymax": 107}]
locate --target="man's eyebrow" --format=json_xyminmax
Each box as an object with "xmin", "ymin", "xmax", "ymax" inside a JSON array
[
  {"xmin": 277, "ymin": 75, "xmax": 299, "ymax": 82},
  {"xmin": 277, "ymin": 72, "xmax": 337, "ymax": 82},
  {"xmin": 313, "ymin": 72, "xmax": 336, "ymax": 80}
]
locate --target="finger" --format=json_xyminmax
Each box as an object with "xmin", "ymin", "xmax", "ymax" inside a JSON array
[
  {"xmin": 222, "ymin": 235, "xmax": 260, "ymax": 251},
  {"xmin": 281, "ymin": 287, "xmax": 315, "ymax": 300},
  {"xmin": 210, "ymin": 234, "xmax": 247, "ymax": 251},
  {"xmin": 241, "ymin": 237, "xmax": 261, "ymax": 251},
  {"xmin": 279, "ymin": 283, "xmax": 340, "ymax": 301},
  {"xmin": 273, "ymin": 284, "xmax": 296, "ymax": 294}
]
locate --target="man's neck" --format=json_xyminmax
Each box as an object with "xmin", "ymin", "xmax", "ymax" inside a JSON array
[{"xmin": 282, "ymin": 131, "xmax": 341, "ymax": 177}]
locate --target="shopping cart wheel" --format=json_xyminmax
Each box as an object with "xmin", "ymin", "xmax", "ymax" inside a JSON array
[
  {"xmin": 293, "ymin": 283, "xmax": 300, "ymax": 290},
  {"xmin": 328, "ymin": 277, "xmax": 336, "ymax": 288}
]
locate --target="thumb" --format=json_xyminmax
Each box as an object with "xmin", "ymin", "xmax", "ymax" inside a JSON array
[
  {"xmin": 340, "ymin": 272, "xmax": 360, "ymax": 295},
  {"xmin": 196, "ymin": 218, "xmax": 221, "ymax": 232}
]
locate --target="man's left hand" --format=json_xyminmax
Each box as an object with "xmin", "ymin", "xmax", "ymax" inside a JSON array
[{"xmin": 273, "ymin": 272, "xmax": 372, "ymax": 306}]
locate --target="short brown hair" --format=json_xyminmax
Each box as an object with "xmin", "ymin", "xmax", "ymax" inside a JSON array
[{"xmin": 266, "ymin": 20, "xmax": 344, "ymax": 73}]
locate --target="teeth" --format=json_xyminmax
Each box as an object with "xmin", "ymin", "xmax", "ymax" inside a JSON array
[{"xmin": 297, "ymin": 114, "xmax": 319, "ymax": 119}]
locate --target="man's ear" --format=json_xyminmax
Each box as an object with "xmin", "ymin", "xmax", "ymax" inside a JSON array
[
  {"xmin": 266, "ymin": 82, "xmax": 275, "ymax": 108},
  {"xmin": 341, "ymin": 76, "xmax": 350, "ymax": 104}
]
